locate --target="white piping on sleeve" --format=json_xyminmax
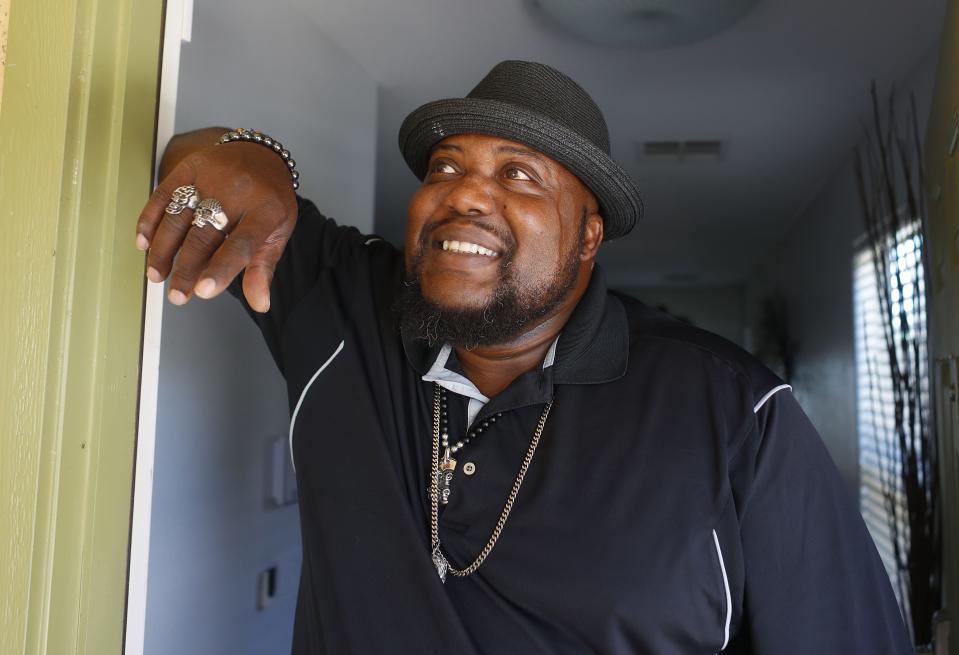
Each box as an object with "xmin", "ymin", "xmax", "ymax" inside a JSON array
[
  {"xmin": 753, "ymin": 384, "xmax": 792, "ymax": 414},
  {"xmin": 288, "ymin": 340, "xmax": 345, "ymax": 472},
  {"xmin": 711, "ymin": 529, "xmax": 732, "ymax": 651}
]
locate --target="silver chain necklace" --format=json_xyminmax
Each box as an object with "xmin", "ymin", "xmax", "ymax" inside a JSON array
[{"xmin": 429, "ymin": 384, "xmax": 554, "ymax": 582}]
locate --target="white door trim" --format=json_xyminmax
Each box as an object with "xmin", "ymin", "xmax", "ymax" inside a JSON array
[{"xmin": 125, "ymin": 0, "xmax": 192, "ymax": 651}]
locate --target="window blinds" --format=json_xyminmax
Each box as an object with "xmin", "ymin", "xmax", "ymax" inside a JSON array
[{"xmin": 853, "ymin": 221, "xmax": 929, "ymax": 612}]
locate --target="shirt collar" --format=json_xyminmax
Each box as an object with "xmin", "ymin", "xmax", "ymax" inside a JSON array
[
  {"xmin": 421, "ymin": 343, "xmax": 490, "ymax": 405},
  {"xmin": 421, "ymin": 335, "xmax": 560, "ymax": 402},
  {"xmin": 401, "ymin": 264, "xmax": 629, "ymax": 386}
]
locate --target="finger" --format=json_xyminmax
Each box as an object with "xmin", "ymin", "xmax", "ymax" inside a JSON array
[
  {"xmin": 146, "ymin": 203, "xmax": 200, "ymax": 282},
  {"xmin": 166, "ymin": 218, "xmax": 232, "ymax": 305},
  {"xmin": 193, "ymin": 207, "xmax": 294, "ymax": 300},
  {"xmin": 196, "ymin": 224, "xmax": 294, "ymax": 311},
  {"xmin": 136, "ymin": 161, "xmax": 197, "ymax": 251}
]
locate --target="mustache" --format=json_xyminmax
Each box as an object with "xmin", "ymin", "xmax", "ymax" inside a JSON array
[{"xmin": 415, "ymin": 216, "xmax": 516, "ymax": 259}]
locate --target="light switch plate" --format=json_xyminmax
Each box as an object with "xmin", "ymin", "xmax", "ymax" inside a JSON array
[{"xmin": 256, "ymin": 565, "xmax": 278, "ymax": 611}]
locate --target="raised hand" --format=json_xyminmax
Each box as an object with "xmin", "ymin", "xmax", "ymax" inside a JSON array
[{"xmin": 135, "ymin": 128, "xmax": 299, "ymax": 312}]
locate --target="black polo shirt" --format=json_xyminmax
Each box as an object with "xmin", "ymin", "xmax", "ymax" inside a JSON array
[{"xmin": 230, "ymin": 197, "xmax": 911, "ymax": 654}]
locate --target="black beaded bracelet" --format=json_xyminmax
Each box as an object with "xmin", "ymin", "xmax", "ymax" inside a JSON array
[{"xmin": 216, "ymin": 128, "xmax": 300, "ymax": 190}]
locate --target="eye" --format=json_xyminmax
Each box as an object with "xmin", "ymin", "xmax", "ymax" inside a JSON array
[
  {"xmin": 429, "ymin": 161, "xmax": 457, "ymax": 175},
  {"xmin": 504, "ymin": 166, "xmax": 533, "ymax": 181}
]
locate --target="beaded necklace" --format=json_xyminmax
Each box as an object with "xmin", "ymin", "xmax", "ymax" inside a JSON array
[{"xmin": 434, "ymin": 387, "xmax": 503, "ymax": 505}]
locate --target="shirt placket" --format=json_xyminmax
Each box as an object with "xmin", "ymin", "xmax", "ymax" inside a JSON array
[{"xmin": 432, "ymin": 369, "xmax": 556, "ymax": 572}]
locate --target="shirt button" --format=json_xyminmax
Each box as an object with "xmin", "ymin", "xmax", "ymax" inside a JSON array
[{"xmin": 463, "ymin": 462, "xmax": 476, "ymax": 476}]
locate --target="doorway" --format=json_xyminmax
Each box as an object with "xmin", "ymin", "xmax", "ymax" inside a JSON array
[{"xmin": 125, "ymin": 0, "xmax": 951, "ymax": 653}]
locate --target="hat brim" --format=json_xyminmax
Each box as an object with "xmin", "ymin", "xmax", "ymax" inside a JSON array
[{"xmin": 398, "ymin": 97, "xmax": 643, "ymax": 241}]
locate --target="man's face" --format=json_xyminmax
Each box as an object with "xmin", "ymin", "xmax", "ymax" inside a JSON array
[{"xmin": 402, "ymin": 133, "xmax": 603, "ymax": 346}]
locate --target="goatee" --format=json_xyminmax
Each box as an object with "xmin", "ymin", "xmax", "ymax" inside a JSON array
[{"xmin": 396, "ymin": 216, "xmax": 585, "ymax": 350}]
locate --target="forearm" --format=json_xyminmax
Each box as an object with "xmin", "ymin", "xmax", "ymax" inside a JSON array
[{"xmin": 157, "ymin": 127, "xmax": 229, "ymax": 180}]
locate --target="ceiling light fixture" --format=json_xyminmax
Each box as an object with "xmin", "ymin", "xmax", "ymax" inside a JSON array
[{"xmin": 531, "ymin": 0, "xmax": 760, "ymax": 49}]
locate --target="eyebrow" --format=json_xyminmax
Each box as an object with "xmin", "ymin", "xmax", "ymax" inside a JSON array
[
  {"xmin": 495, "ymin": 145, "xmax": 548, "ymax": 165},
  {"xmin": 430, "ymin": 142, "xmax": 548, "ymax": 166}
]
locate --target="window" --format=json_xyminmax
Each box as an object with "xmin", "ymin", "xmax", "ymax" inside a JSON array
[{"xmin": 853, "ymin": 219, "xmax": 929, "ymax": 613}]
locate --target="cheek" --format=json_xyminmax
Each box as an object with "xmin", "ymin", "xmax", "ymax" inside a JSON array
[
  {"xmin": 510, "ymin": 208, "xmax": 567, "ymax": 274},
  {"xmin": 405, "ymin": 188, "xmax": 435, "ymax": 252}
]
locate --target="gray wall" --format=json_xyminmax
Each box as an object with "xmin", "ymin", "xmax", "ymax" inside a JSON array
[
  {"xmin": 744, "ymin": 48, "xmax": 939, "ymax": 498},
  {"xmin": 143, "ymin": 2, "xmax": 377, "ymax": 653},
  {"xmin": 620, "ymin": 286, "xmax": 746, "ymax": 347}
]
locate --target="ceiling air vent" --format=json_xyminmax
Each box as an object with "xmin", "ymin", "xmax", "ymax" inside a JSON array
[{"xmin": 636, "ymin": 139, "xmax": 726, "ymax": 162}]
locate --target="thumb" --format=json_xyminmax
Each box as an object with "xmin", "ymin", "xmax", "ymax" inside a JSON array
[
  {"xmin": 242, "ymin": 240, "xmax": 285, "ymax": 313},
  {"xmin": 242, "ymin": 263, "xmax": 275, "ymax": 313}
]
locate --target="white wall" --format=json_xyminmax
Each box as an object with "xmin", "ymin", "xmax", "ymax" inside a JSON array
[
  {"xmin": 745, "ymin": 47, "xmax": 939, "ymax": 499},
  {"xmin": 143, "ymin": 1, "xmax": 377, "ymax": 653}
]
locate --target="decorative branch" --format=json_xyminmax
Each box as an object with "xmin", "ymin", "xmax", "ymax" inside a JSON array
[{"xmin": 852, "ymin": 81, "xmax": 940, "ymax": 646}]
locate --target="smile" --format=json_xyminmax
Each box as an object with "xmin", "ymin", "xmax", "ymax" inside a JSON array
[{"xmin": 440, "ymin": 240, "xmax": 499, "ymax": 258}]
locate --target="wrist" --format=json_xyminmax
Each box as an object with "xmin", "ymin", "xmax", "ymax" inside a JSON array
[{"xmin": 216, "ymin": 128, "xmax": 300, "ymax": 190}]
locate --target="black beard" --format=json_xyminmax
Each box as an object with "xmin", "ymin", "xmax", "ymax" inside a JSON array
[{"xmin": 396, "ymin": 215, "xmax": 586, "ymax": 350}]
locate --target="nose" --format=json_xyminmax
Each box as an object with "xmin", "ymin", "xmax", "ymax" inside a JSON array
[{"xmin": 445, "ymin": 172, "xmax": 495, "ymax": 217}]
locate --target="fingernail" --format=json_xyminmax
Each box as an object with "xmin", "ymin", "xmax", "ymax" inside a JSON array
[
  {"xmin": 146, "ymin": 267, "xmax": 163, "ymax": 283},
  {"xmin": 195, "ymin": 278, "xmax": 216, "ymax": 298},
  {"xmin": 136, "ymin": 234, "xmax": 149, "ymax": 251},
  {"xmin": 168, "ymin": 289, "xmax": 188, "ymax": 305}
]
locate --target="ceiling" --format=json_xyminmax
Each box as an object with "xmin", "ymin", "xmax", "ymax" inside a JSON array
[{"xmin": 297, "ymin": 0, "xmax": 945, "ymax": 287}]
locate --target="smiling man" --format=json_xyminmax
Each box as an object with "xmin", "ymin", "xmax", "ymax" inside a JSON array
[
  {"xmin": 399, "ymin": 132, "xmax": 602, "ymax": 400},
  {"xmin": 136, "ymin": 61, "xmax": 912, "ymax": 654}
]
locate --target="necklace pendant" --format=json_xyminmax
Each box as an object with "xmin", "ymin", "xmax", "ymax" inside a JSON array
[
  {"xmin": 432, "ymin": 544, "xmax": 449, "ymax": 583},
  {"xmin": 435, "ymin": 468, "xmax": 454, "ymax": 505},
  {"xmin": 440, "ymin": 447, "xmax": 457, "ymax": 472},
  {"xmin": 436, "ymin": 447, "xmax": 457, "ymax": 504}
]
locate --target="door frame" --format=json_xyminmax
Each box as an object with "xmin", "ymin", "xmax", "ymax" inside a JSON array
[{"xmin": 124, "ymin": 0, "xmax": 193, "ymax": 651}]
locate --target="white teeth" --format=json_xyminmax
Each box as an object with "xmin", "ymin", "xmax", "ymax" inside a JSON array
[{"xmin": 441, "ymin": 240, "xmax": 497, "ymax": 257}]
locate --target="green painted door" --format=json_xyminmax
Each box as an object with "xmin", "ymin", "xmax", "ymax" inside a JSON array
[{"xmin": 0, "ymin": 0, "xmax": 163, "ymax": 653}]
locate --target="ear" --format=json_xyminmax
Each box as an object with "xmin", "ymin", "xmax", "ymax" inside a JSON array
[{"xmin": 580, "ymin": 210, "xmax": 604, "ymax": 261}]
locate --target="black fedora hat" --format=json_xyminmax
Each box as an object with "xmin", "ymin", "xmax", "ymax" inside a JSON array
[{"xmin": 398, "ymin": 60, "xmax": 643, "ymax": 241}]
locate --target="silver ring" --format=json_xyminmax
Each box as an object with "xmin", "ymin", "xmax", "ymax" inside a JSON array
[
  {"xmin": 165, "ymin": 185, "xmax": 200, "ymax": 215},
  {"xmin": 191, "ymin": 198, "xmax": 229, "ymax": 231}
]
